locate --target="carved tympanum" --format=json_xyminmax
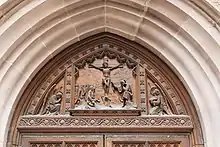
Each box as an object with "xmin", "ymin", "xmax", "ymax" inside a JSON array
[
  {"xmin": 11, "ymin": 35, "xmax": 200, "ymax": 147},
  {"xmin": 27, "ymin": 44, "xmax": 185, "ymax": 115}
]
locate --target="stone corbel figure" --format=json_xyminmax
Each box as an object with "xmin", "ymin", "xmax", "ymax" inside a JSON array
[
  {"xmin": 149, "ymin": 86, "xmax": 171, "ymax": 115},
  {"xmin": 43, "ymin": 90, "xmax": 63, "ymax": 115}
]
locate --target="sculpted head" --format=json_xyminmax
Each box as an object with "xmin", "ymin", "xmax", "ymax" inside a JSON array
[
  {"xmin": 103, "ymin": 56, "xmax": 109, "ymax": 67},
  {"xmin": 56, "ymin": 91, "xmax": 63, "ymax": 99},
  {"xmin": 150, "ymin": 87, "xmax": 160, "ymax": 96},
  {"xmin": 120, "ymin": 80, "xmax": 126, "ymax": 86}
]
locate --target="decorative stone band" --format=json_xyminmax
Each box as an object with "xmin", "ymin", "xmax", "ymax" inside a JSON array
[
  {"xmin": 68, "ymin": 109, "xmax": 141, "ymax": 116},
  {"xmin": 18, "ymin": 115, "xmax": 193, "ymax": 133}
]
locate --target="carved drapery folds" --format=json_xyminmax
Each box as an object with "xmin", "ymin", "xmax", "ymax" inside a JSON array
[{"xmin": 25, "ymin": 44, "xmax": 184, "ymax": 116}]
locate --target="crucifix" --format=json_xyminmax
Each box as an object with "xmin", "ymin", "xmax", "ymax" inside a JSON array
[{"xmin": 89, "ymin": 56, "xmax": 123, "ymax": 106}]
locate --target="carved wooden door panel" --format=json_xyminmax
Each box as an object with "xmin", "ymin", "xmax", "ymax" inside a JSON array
[
  {"xmin": 21, "ymin": 134, "xmax": 189, "ymax": 147},
  {"xmin": 105, "ymin": 134, "xmax": 189, "ymax": 147},
  {"xmin": 21, "ymin": 134, "xmax": 103, "ymax": 147}
]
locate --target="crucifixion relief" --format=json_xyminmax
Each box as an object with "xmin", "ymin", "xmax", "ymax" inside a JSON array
[{"xmin": 88, "ymin": 56, "xmax": 123, "ymax": 107}]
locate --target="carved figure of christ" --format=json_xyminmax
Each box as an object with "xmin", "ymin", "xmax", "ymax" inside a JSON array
[{"xmin": 89, "ymin": 57, "xmax": 123, "ymax": 97}]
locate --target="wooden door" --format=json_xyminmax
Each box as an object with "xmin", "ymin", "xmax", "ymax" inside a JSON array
[
  {"xmin": 105, "ymin": 134, "xmax": 189, "ymax": 147},
  {"xmin": 22, "ymin": 134, "xmax": 103, "ymax": 147},
  {"xmin": 21, "ymin": 134, "xmax": 189, "ymax": 147}
]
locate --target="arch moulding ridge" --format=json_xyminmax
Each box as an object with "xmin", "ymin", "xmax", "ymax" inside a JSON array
[{"xmin": 0, "ymin": 1, "xmax": 220, "ymax": 147}]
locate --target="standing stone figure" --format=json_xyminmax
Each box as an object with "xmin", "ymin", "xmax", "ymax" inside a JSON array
[{"xmin": 89, "ymin": 56, "xmax": 122, "ymax": 106}]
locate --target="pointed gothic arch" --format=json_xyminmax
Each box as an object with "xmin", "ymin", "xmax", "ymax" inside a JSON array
[
  {"xmin": 1, "ymin": 0, "xmax": 220, "ymax": 147},
  {"xmin": 8, "ymin": 33, "xmax": 203, "ymax": 147}
]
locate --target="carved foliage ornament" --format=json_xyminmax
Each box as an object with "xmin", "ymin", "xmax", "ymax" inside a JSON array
[{"xmin": 19, "ymin": 115, "xmax": 192, "ymax": 128}]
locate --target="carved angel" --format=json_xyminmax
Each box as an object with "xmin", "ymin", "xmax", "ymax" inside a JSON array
[{"xmin": 149, "ymin": 85, "xmax": 172, "ymax": 115}]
